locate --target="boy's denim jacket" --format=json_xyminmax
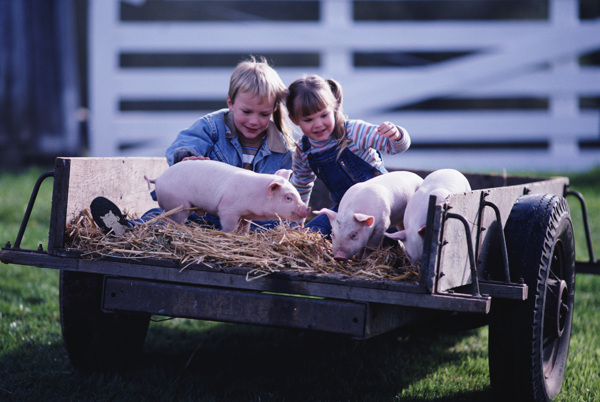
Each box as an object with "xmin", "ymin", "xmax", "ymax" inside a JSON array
[{"xmin": 165, "ymin": 108, "xmax": 292, "ymax": 172}]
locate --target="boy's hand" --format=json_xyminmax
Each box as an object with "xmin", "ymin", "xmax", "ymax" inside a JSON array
[
  {"xmin": 182, "ymin": 155, "xmax": 210, "ymax": 161},
  {"xmin": 377, "ymin": 122, "xmax": 401, "ymax": 141},
  {"xmin": 173, "ymin": 148, "xmax": 202, "ymax": 164}
]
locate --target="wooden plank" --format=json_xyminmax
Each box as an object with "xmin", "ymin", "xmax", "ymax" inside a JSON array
[
  {"xmin": 115, "ymin": 23, "xmax": 561, "ymax": 50},
  {"xmin": 366, "ymin": 112, "xmax": 599, "ymax": 141},
  {"xmin": 48, "ymin": 158, "xmax": 70, "ymax": 254},
  {"xmin": 463, "ymin": 69, "xmax": 600, "ymax": 95},
  {"xmin": 0, "ymin": 249, "xmax": 490, "ymax": 313},
  {"xmin": 420, "ymin": 199, "xmax": 442, "ymax": 292},
  {"xmin": 364, "ymin": 303, "xmax": 426, "ymax": 339},
  {"xmin": 116, "ymin": 68, "xmax": 600, "ymax": 98},
  {"xmin": 61, "ymin": 157, "xmax": 168, "ymax": 225},
  {"xmin": 103, "ymin": 277, "xmax": 369, "ymax": 338},
  {"xmin": 116, "ymin": 69, "xmax": 309, "ymax": 97},
  {"xmin": 479, "ymin": 281, "xmax": 528, "ymax": 300},
  {"xmin": 89, "ymin": 0, "xmax": 119, "ymax": 157}
]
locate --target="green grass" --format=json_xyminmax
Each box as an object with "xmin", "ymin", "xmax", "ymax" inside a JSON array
[{"xmin": 1, "ymin": 167, "xmax": 599, "ymax": 401}]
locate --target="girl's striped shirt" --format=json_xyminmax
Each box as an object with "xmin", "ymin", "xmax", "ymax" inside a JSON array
[{"xmin": 290, "ymin": 119, "xmax": 411, "ymax": 204}]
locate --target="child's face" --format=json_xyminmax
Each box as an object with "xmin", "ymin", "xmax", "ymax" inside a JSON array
[
  {"xmin": 227, "ymin": 91, "xmax": 275, "ymax": 142},
  {"xmin": 293, "ymin": 107, "xmax": 335, "ymax": 142}
]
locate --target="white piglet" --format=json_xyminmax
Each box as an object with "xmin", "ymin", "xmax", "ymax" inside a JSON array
[
  {"xmin": 145, "ymin": 160, "xmax": 311, "ymax": 233},
  {"xmin": 384, "ymin": 168, "xmax": 471, "ymax": 264},
  {"xmin": 313, "ymin": 171, "xmax": 423, "ymax": 260}
]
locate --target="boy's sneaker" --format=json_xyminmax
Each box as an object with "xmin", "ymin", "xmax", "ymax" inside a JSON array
[{"xmin": 90, "ymin": 197, "xmax": 131, "ymax": 235}]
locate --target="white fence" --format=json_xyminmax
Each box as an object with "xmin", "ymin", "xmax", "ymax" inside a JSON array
[{"xmin": 89, "ymin": 0, "xmax": 600, "ymax": 172}]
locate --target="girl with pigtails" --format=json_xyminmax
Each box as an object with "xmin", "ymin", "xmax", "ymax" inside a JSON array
[{"xmin": 286, "ymin": 75, "xmax": 411, "ymax": 236}]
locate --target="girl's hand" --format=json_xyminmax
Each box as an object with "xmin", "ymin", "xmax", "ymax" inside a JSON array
[
  {"xmin": 182, "ymin": 155, "xmax": 211, "ymax": 161},
  {"xmin": 377, "ymin": 122, "xmax": 401, "ymax": 141}
]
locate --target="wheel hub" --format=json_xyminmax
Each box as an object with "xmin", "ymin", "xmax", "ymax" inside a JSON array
[{"xmin": 547, "ymin": 278, "xmax": 569, "ymax": 338}]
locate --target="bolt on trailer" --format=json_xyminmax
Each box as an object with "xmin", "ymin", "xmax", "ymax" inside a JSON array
[{"xmin": 1, "ymin": 157, "xmax": 598, "ymax": 401}]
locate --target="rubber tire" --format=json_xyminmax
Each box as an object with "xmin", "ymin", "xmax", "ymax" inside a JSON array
[
  {"xmin": 60, "ymin": 270, "xmax": 150, "ymax": 370},
  {"xmin": 489, "ymin": 194, "xmax": 575, "ymax": 401}
]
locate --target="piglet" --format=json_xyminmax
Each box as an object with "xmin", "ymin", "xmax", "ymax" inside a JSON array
[
  {"xmin": 384, "ymin": 168, "xmax": 471, "ymax": 264},
  {"xmin": 145, "ymin": 160, "xmax": 311, "ymax": 233},
  {"xmin": 313, "ymin": 171, "xmax": 423, "ymax": 260}
]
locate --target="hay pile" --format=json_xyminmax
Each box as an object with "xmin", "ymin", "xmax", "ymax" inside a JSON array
[{"xmin": 66, "ymin": 208, "xmax": 419, "ymax": 283}]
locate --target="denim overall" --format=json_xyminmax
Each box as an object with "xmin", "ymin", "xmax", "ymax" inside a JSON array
[{"xmin": 303, "ymin": 135, "xmax": 387, "ymax": 235}]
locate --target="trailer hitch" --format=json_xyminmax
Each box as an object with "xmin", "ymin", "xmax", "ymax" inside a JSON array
[{"xmin": 9, "ymin": 171, "xmax": 54, "ymax": 250}]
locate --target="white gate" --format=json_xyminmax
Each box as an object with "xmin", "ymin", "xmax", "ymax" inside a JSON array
[{"xmin": 89, "ymin": 0, "xmax": 600, "ymax": 172}]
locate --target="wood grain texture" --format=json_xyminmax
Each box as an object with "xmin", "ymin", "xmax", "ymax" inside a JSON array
[{"xmin": 61, "ymin": 157, "xmax": 169, "ymax": 225}]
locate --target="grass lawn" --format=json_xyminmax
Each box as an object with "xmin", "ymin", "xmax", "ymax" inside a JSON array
[{"xmin": 1, "ymin": 166, "xmax": 599, "ymax": 401}]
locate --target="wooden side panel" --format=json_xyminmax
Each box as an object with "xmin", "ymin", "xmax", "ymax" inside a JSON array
[
  {"xmin": 103, "ymin": 278, "xmax": 369, "ymax": 338},
  {"xmin": 430, "ymin": 177, "xmax": 568, "ymax": 293},
  {"xmin": 62, "ymin": 157, "xmax": 169, "ymax": 225}
]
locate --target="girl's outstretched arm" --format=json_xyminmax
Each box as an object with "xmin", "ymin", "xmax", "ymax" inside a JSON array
[
  {"xmin": 376, "ymin": 121, "xmax": 402, "ymax": 140},
  {"xmin": 349, "ymin": 120, "xmax": 410, "ymax": 154}
]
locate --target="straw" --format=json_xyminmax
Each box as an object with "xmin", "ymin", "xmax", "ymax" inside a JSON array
[{"xmin": 65, "ymin": 209, "xmax": 419, "ymax": 283}]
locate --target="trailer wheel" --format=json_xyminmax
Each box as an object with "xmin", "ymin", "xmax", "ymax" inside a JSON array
[
  {"xmin": 489, "ymin": 194, "xmax": 575, "ymax": 401},
  {"xmin": 59, "ymin": 270, "xmax": 150, "ymax": 370}
]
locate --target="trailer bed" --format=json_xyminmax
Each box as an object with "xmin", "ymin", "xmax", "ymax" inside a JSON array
[{"xmin": 2, "ymin": 157, "xmax": 570, "ymax": 333}]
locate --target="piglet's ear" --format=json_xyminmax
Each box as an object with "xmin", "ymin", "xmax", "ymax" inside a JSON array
[
  {"xmin": 274, "ymin": 169, "xmax": 292, "ymax": 181},
  {"xmin": 354, "ymin": 213, "xmax": 375, "ymax": 227},
  {"xmin": 313, "ymin": 208, "xmax": 337, "ymax": 223},
  {"xmin": 418, "ymin": 226, "xmax": 426, "ymax": 237},
  {"xmin": 384, "ymin": 230, "xmax": 407, "ymax": 241},
  {"xmin": 267, "ymin": 180, "xmax": 283, "ymax": 197}
]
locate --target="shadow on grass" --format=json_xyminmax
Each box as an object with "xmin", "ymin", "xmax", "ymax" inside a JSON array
[
  {"xmin": 0, "ymin": 315, "xmax": 494, "ymax": 401},
  {"xmin": 137, "ymin": 313, "xmax": 493, "ymax": 401}
]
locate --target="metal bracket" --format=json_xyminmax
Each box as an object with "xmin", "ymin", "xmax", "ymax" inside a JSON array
[
  {"xmin": 566, "ymin": 189, "xmax": 596, "ymax": 263},
  {"xmin": 565, "ymin": 189, "xmax": 600, "ymax": 274},
  {"xmin": 442, "ymin": 208, "xmax": 481, "ymax": 297},
  {"xmin": 476, "ymin": 193, "xmax": 511, "ymax": 282},
  {"xmin": 13, "ymin": 171, "xmax": 54, "ymax": 249}
]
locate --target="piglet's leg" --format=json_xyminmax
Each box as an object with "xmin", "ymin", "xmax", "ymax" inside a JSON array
[
  {"xmin": 159, "ymin": 202, "xmax": 197, "ymax": 224},
  {"xmin": 168, "ymin": 210, "xmax": 191, "ymax": 224},
  {"xmin": 238, "ymin": 220, "xmax": 252, "ymax": 234},
  {"xmin": 220, "ymin": 215, "xmax": 242, "ymax": 233}
]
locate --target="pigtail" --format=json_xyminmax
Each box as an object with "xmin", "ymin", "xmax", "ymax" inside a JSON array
[
  {"xmin": 327, "ymin": 79, "xmax": 350, "ymax": 157},
  {"xmin": 272, "ymin": 98, "xmax": 296, "ymax": 151},
  {"xmin": 286, "ymin": 74, "xmax": 349, "ymax": 157}
]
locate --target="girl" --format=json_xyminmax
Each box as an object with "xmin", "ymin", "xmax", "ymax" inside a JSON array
[
  {"xmin": 91, "ymin": 56, "xmax": 296, "ymax": 234},
  {"xmin": 286, "ymin": 74, "xmax": 411, "ymax": 235}
]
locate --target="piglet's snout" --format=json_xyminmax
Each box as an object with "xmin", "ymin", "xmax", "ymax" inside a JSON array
[
  {"xmin": 333, "ymin": 250, "xmax": 350, "ymax": 261},
  {"xmin": 297, "ymin": 205, "xmax": 311, "ymax": 219}
]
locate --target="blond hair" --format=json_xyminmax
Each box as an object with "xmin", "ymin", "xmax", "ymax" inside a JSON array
[
  {"xmin": 286, "ymin": 75, "xmax": 349, "ymax": 155},
  {"xmin": 228, "ymin": 56, "xmax": 294, "ymax": 149}
]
